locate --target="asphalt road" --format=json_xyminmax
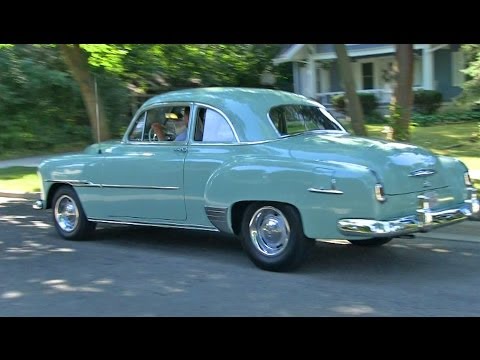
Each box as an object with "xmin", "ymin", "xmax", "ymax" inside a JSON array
[{"xmin": 1, "ymin": 196, "xmax": 480, "ymax": 317}]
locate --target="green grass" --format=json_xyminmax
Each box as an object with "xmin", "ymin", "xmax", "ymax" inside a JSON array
[
  {"xmin": 367, "ymin": 122, "xmax": 480, "ymax": 171},
  {"xmin": 0, "ymin": 167, "xmax": 40, "ymax": 193}
]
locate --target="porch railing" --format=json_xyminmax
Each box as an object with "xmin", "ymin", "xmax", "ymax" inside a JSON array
[{"xmin": 316, "ymin": 87, "xmax": 423, "ymax": 107}]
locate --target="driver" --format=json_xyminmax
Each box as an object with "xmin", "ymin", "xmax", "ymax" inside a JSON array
[{"xmin": 151, "ymin": 107, "xmax": 190, "ymax": 141}]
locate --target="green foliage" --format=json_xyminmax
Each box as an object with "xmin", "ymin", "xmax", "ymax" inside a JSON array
[
  {"xmin": 413, "ymin": 89, "xmax": 443, "ymax": 114},
  {"xmin": 357, "ymin": 93, "xmax": 379, "ymax": 115},
  {"xmin": 0, "ymin": 45, "xmax": 91, "ymax": 153},
  {"xmin": 331, "ymin": 95, "xmax": 346, "ymax": 113},
  {"xmin": 411, "ymin": 110, "xmax": 480, "ymax": 126}
]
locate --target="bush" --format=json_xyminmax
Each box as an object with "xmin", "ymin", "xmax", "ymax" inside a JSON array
[
  {"xmin": 411, "ymin": 110, "xmax": 480, "ymax": 127},
  {"xmin": 414, "ymin": 90, "xmax": 443, "ymax": 115},
  {"xmin": 331, "ymin": 93, "xmax": 379, "ymax": 116},
  {"xmin": 357, "ymin": 93, "xmax": 378, "ymax": 115},
  {"xmin": 331, "ymin": 94, "xmax": 346, "ymax": 114}
]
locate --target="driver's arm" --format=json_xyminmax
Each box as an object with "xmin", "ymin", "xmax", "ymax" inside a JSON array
[{"xmin": 151, "ymin": 122, "xmax": 166, "ymax": 140}]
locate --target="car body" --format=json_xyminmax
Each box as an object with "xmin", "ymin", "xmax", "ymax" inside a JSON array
[{"xmin": 34, "ymin": 87, "xmax": 479, "ymax": 271}]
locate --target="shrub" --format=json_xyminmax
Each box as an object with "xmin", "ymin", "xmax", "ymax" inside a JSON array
[
  {"xmin": 330, "ymin": 93, "xmax": 379, "ymax": 116},
  {"xmin": 331, "ymin": 94, "xmax": 346, "ymax": 114},
  {"xmin": 357, "ymin": 93, "xmax": 379, "ymax": 115},
  {"xmin": 414, "ymin": 90, "xmax": 443, "ymax": 115}
]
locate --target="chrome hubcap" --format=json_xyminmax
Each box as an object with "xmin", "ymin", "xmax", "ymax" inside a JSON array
[
  {"xmin": 248, "ymin": 206, "xmax": 290, "ymax": 256},
  {"xmin": 54, "ymin": 195, "xmax": 79, "ymax": 232}
]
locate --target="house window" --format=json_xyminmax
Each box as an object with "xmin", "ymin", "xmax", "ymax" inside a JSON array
[
  {"xmin": 362, "ymin": 63, "xmax": 374, "ymax": 89},
  {"xmin": 451, "ymin": 51, "xmax": 465, "ymax": 87}
]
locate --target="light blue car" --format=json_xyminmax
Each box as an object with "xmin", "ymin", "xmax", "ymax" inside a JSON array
[{"xmin": 34, "ymin": 88, "xmax": 479, "ymax": 271}]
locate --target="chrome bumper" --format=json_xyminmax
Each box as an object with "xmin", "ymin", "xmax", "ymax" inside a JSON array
[
  {"xmin": 338, "ymin": 188, "xmax": 479, "ymax": 237},
  {"xmin": 32, "ymin": 199, "xmax": 44, "ymax": 210}
]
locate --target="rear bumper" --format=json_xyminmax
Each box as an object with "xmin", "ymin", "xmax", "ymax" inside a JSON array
[{"xmin": 338, "ymin": 187, "xmax": 479, "ymax": 237}]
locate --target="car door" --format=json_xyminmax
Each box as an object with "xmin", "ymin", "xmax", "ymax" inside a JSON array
[{"xmin": 98, "ymin": 104, "xmax": 189, "ymax": 222}]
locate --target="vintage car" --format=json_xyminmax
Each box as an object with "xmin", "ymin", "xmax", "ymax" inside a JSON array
[{"xmin": 33, "ymin": 87, "xmax": 479, "ymax": 272}]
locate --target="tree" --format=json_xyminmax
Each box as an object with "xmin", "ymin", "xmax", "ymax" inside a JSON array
[
  {"xmin": 389, "ymin": 44, "xmax": 414, "ymax": 142},
  {"xmin": 334, "ymin": 44, "xmax": 368, "ymax": 136},
  {"xmin": 59, "ymin": 44, "xmax": 111, "ymax": 141}
]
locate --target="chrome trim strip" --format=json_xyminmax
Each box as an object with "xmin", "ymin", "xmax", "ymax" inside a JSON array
[
  {"xmin": 308, "ymin": 187, "xmax": 344, "ymax": 195},
  {"xmin": 45, "ymin": 179, "xmax": 101, "ymax": 187},
  {"xmin": 45, "ymin": 180, "xmax": 179, "ymax": 190},
  {"xmin": 101, "ymin": 184, "xmax": 179, "ymax": 190},
  {"xmin": 88, "ymin": 218, "xmax": 219, "ymax": 232},
  {"xmin": 409, "ymin": 169, "xmax": 436, "ymax": 177}
]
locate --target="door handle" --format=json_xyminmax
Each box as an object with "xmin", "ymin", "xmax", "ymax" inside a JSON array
[{"xmin": 174, "ymin": 147, "xmax": 188, "ymax": 153}]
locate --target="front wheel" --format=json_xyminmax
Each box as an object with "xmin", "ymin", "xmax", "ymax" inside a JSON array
[
  {"xmin": 348, "ymin": 237, "xmax": 393, "ymax": 247},
  {"xmin": 52, "ymin": 185, "xmax": 96, "ymax": 240},
  {"xmin": 240, "ymin": 203, "xmax": 314, "ymax": 272}
]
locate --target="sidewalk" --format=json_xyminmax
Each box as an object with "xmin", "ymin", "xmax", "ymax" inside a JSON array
[{"xmin": 0, "ymin": 155, "xmax": 53, "ymax": 169}]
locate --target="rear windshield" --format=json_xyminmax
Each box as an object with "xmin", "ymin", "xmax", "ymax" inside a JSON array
[{"xmin": 269, "ymin": 105, "xmax": 343, "ymax": 136}]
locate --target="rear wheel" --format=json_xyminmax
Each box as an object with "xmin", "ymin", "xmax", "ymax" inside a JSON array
[
  {"xmin": 348, "ymin": 237, "xmax": 393, "ymax": 247},
  {"xmin": 240, "ymin": 203, "xmax": 314, "ymax": 272},
  {"xmin": 52, "ymin": 185, "xmax": 96, "ymax": 240}
]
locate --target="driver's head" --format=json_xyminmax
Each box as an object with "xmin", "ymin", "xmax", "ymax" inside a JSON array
[{"xmin": 184, "ymin": 107, "xmax": 190, "ymax": 124}]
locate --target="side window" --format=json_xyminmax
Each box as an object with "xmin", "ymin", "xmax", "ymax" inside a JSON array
[
  {"xmin": 128, "ymin": 112, "xmax": 147, "ymax": 141},
  {"xmin": 128, "ymin": 105, "xmax": 190, "ymax": 142},
  {"xmin": 197, "ymin": 108, "xmax": 235, "ymax": 143}
]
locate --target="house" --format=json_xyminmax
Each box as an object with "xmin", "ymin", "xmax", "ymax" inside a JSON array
[{"xmin": 273, "ymin": 44, "xmax": 465, "ymax": 109}]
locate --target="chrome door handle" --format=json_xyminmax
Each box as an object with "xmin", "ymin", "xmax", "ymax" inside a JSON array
[{"xmin": 174, "ymin": 147, "xmax": 188, "ymax": 153}]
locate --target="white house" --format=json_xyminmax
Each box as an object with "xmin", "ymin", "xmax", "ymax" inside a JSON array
[{"xmin": 273, "ymin": 44, "xmax": 465, "ymax": 107}]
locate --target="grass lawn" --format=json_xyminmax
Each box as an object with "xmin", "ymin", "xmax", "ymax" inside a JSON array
[
  {"xmin": 366, "ymin": 122, "xmax": 480, "ymax": 172},
  {"xmin": 0, "ymin": 166, "xmax": 40, "ymax": 193}
]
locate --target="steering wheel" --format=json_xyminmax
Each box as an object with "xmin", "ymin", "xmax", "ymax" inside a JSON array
[{"xmin": 148, "ymin": 127, "xmax": 158, "ymax": 142}]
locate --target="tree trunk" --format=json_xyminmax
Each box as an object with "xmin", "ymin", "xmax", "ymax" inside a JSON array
[
  {"xmin": 59, "ymin": 44, "xmax": 111, "ymax": 141},
  {"xmin": 391, "ymin": 44, "xmax": 414, "ymax": 142},
  {"xmin": 334, "ymin": 44, "xmax": 368, "ymax": 136}
]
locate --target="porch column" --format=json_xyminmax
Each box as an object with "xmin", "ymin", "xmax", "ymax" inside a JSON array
[
  {"xmin": 292, "ymin": 62, "xmax": 300, "ymax": 93},
  {"xmin": 422, "ymin": 47, "xmax": 434, "ymax": 90},
  {"xmin": 308, "ymin": 57, "xmax": 316, "ymax": 98}
]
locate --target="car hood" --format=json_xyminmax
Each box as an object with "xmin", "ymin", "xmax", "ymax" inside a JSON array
[{"xmin": 278, "ymin": 132, "xmax": 448, "ymax": 195}]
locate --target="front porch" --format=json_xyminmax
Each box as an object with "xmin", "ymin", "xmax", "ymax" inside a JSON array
[{"xmin": 290, "ymin": 44, "xmax": 443, "ymax": 107}]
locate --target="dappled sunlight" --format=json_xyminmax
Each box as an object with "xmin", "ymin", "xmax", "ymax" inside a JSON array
[
  {"xmin": 390, "ymin": 243, "xmax": 412, "ymax": 249},
  {"xmin": 31, "ymin": 220, "xmax": 51, "ymax": 229},
  {"xmin": 92, "ymin": 279, "xmax": 113, "ymax": 285},
  {"xmin": 331, "ymin": 304, "xmax": 375, "ymax": 316},
  {"xmin": 320, "ymin": 239, "xmax": 350, "ymax": 245},
  {"xmin": 1, "ymin": 239, "xmax": 76, "ymax": 260},
  {"xmin": 0, "ymin": 214, "xmax": 51, "ymax": 229},
  {"xmin": 1, "ymin": 291, "xmax": 23, "ymax": 299},
  {"xmin": 431, "ymin": 248, "xmax": 451, "ymax": 253},
  {"xmin": 42, "ymin": 279, "xmax": 103, "ymax": 293},
  {"xmin": 49, "ymin": 248, "xmax": 75, "ymax": 253}
]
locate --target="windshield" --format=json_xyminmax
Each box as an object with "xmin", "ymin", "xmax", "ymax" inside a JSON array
[{"xmin": 268, "ymin": 105, "xmax": 345, "ymax": 136}]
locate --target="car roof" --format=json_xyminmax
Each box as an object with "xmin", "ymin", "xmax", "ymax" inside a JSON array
[{"xmin": 140, "ymin": 87, "xmax": 324, "ymax": 142}]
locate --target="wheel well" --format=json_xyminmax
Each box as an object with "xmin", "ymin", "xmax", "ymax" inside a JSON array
[
  {"xmin": 231, "ymin": 201, "xmax": 302, "ymax": 236},
  {"xmin": 46, "ymin": 183, "xmax": 71, "ymax": 209}
]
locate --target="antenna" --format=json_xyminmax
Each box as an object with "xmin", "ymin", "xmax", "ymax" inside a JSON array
[{"xmin": 94, "ymin": 76, "xmax": 102, "ymax": 154}]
